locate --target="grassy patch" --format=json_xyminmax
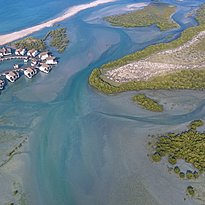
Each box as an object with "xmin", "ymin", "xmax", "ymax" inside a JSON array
[
  {"xmin": 132, "ymin": 94, "xmax": 163, "ymax": 112},
  {"xmin": 14, "ymin": 37, "xmax": 46, "ymax": 51},
  {"xmin": 44, "ymin": 28, "xmax": 69, "ymax": 53},
  {"xmin": 105, "ymin": 3, "xmax": 178, "ymax": 31},
  {"xmin": 151, "ymin": 120, "xmax": 205, "ymax": 173}
]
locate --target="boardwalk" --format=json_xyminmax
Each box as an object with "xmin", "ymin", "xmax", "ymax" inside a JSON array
[{"xmin": 0, "ymin": 55, "xmax": 28, "ymax": 62}]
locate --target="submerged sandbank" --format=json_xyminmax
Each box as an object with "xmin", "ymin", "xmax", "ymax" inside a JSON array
[{"xmin": 0, "ymin": 0, "xmax": 116, "ymax": 46}]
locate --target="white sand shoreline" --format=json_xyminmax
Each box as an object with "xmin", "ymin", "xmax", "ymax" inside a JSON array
[{"xmin": 0, "ymin": 0, "xmax": 116, "ymax": 46}]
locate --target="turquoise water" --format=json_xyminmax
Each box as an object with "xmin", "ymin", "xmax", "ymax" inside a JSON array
[{"xmin": 0, "ymin": 0, "xmax": 205, "ymax": 204}]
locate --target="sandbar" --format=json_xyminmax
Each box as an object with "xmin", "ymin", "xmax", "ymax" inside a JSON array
[{"xmin": 0, "ymin": 0, "xmax": 116, "ymax": 46}]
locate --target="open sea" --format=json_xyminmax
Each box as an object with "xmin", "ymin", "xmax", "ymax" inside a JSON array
[{"xmin": 0, "ymin": 0, "xmax": 205, "ymax": 204}]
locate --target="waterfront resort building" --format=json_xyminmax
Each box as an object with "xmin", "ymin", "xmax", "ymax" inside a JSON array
[
  {"xmin": 15, "ymin": 48, "xmax": 27, "ymax": 56},
  {"xmin": 46, "ymin": 56, "xmax": 57, "ymax": 65},
  {"xmin": 24, "ymin": 67, "xmax": 37, "ymax": 79},
  {"xmin": 27, "ymin": 49, "xmax": 39, "ymax": 58},
  {"xmin": 5, "ymin": 71, "xmax": 19, "ymax": 83},
  {"xmin": 2, "ymin": 47, "xmax": 12, "ymax": 56},
  {"xmin": 39, "ymin": 52, "xmax": 49, "ymax": 61},
  {"xmin": 39, "ymin": 63, "xmax": 51, "ymax": 73},
  {"xmin": 31, "ymin": 59, "xmax": 38, "ymax": 67}
]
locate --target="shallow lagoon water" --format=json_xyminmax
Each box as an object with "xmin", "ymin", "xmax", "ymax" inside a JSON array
[{"xmin": 0, "ymin": 0, "xmax": 205, "ymax": 205}]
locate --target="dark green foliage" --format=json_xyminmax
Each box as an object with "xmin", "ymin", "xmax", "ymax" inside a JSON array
[
  {"xmin": 168, "ymin": 156, "xmax": 177, "ymax": 165},
  {"xmin": 89, "ymin": 26, "xmax": 205, "ymax": 94},
  {"xmin": 186, "ymin": 186, "xmax": 195, "ymax": 197},
  {"xmin": 152, "ymin": 152, "xmax": 162, "ymax": 162},
  {"xmin": 45, "ymin": 28, "xmax": 69, "ymax": 53},
  {"xmin": 174, "ymin": 166, "xmax": 180, "ymax": 174},
  {"xmin": 189, "ymin": 120, "xmax": 204, "ymax": 129},
  {"xmin": 132, "ymin": 94, "xmax": 163, "ymax": 112},
  {"xmin": 14, "ymin": 37, "xmax": 46, "ymax": 51},
  {"xmin": 195, "ymin": 4, "xmax": 205, "ymax": 25},
  {"xmin": 179, "ymin": 172, "xmax": 185, "ymax": 179},
  {"xmin": 105, "ymin": 3, "xmax": 178, "ymax": 31},
  {"xmin": 193, "ymin": 171, "xmax": 199, "ymax": 179},
  {"xmin": 151, "ymin": 120, "xmax": 205, "ymax": 178},
  {"xmin": 186, "ymin": 170, "xmax": 194, "ymax": 179}
]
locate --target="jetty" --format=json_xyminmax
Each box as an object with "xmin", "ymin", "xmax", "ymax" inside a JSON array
[{"xmin": 0, "ymin": 55, "xmax": 28, "ymax": 62}]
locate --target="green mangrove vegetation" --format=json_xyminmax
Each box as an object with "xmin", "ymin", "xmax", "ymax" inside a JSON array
[
  {"xmin": 105, "ymin": 3, "xmax": 178, "ymax": 31},
  {"xmin": 195, "ymin": 3, "xmax": 205, "ymax": 25},
  {"xmin": 151, "ymin": 120, "xmax": 205, "ymax": 177},
  {"xmin": 44, "ymin": 28, "xmax": 69, "ymax": 53},
  {"xmin": 13, "ymin": 27, "xmax": 69, "ymax": 53},
  {"xmin": 89, "ymin": 3, "xmax": 205, "ymax": 94},
  {"xmin": 14, "ymin": 37, "xmax": 46, "ymax": 51},
  {"xmin": 132, "ymin": 94, "xmax": 163, "ymax": 112},
  {"xmin": 186, "ymin": 186, "xmax": 195, "ymax": 197}
]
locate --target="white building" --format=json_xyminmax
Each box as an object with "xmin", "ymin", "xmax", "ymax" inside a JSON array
[
  {"xmin": 15, "ymin": 48, "xmax": 27, "ymax": 56},
  {"xmin": 2, "ymin": 47, "xmax": 12, "ymax": 56},
  {"xmin": 15, "ymin": 49, "xmax": 21, "ymax": 55},
  {"xmin": 5, "ymin": 71, "xmax": 19, "ymax": 82},
  {"xmin": 0, "ymin": 79, "xmax": 5, "ymax": 90},
  {"xmin": 24, "ymin": 67, "xmax": 37, "ymax": 79},
  {"xmin": 39, "ymin": 63, "xmax": 51, "ymax": 73},
  {"xmin": 0, "ymin": 49, "xmax": 4, "ymax": 57},
  {"xmin": 24, "ymin": 56, "xmax": 29, "ymax": 63},
  {"xmin": 27, "ymin": 49, "xmax": 38, "ymax": 57},
  {"xmin": 39, "ymin": 52, "xmax": 49, "ymax": 60},
  {"xmin": 46, "ymin": 56, "xmax": 57, "ymax": 65},
  {"xmin": 31, "ymin": 59, "xmax": 38, "ymax": 67}
]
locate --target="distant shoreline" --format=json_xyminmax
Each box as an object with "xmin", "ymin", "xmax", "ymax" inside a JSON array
[{"xmin": 0, "ymin": 0, "xmax": 116, "ymax": 46}]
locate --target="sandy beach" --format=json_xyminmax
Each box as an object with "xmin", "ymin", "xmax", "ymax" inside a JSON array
[{"xmin": 0, "ymin": 0, "xmax": 116, "ymax": 46}]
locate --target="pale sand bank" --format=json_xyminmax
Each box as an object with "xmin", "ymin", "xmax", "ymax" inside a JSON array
[
  {"xmin": 126, "ymin": 2, "xmax": 149, "ymax": 9},
  {"xmin": 0, "ymin": 0, "xmax": 116, "ymax": 46}
]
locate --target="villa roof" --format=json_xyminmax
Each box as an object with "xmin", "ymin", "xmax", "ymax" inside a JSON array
[
  {"xmin": 0, "ymin": 79, "xmax": 4, "ymax": 83},
  {"xmin": 39, "ymin": 51, "xmax": 48, "ymax": 57},
  {"xmin": 4, "ymin": 47, "xmax": 11, "ymax": 52},
  {"xmin": 28, "ymin": 49, "xmax": 36, "ymax": 53},
  {"xmin": 41, "ymin": 63, "xmax": 49, "ymax": 68},
  {"xmin": 25, "ymin": 67, "xmax": 35, "ymax": 72},
  {"xmin": 8, "ymin": 71, "xmax": 18, "ymax": 77},
  {"xmin": 46, "ymin": 56, "xmax": 55, "ymax": 60},
  {"xmin": 31, "ymin": 58, "xmax": 38, "ymax": 62}
]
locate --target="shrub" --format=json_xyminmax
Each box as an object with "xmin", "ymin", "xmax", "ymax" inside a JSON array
[
  {"xmin": 186, "ymin": 170, "xmax": 194, "ymax": 179},
  {"xmin": 186, "ymin": 186, "xmax": 195, "ymax": 197},
  {"xmin": 152, "ymin": 152, "xmax": 162, "ymax": 162},
  {"xmin": 179, "ymin": 172, "xmax": 185, "ymax": 179},
  {"xmin": 174, "ymin": 166, "xmax": 180, "ymax": 174}
]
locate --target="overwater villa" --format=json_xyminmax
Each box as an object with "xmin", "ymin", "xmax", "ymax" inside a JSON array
[
  {"xmin": 0, "ymin": 79, "xmax": 5, "ymax": 90},
  {"xmin": 0, "ymin": 47, "xmax": 12, "ymax": 56},
  {"xmin": 39, "ymin": 63, "xmax": 51, "ymax": 73},
  {"xmin": 46, "ymin": 56, "xmax": 57, "ymax": 65},
  {"xmin": 24, "ymin": 67, "xmax": 37, "ymax": 79},
  {"xmin": 15, "ymin": 48, "xmax": 27, "ymax": 56},
  {"xmin": 5, "ymin": 71, "xmax": 19, "ymax": 83},
  {"xmin": 24, "ymin": 56, "xmax": 29, "ymax": 63},
  {"xmin": 31, "ymin": 59, "xmax": 38, "ymax": 66},
  {"xmin": 39, "ymin": 52, "xmax": 49, "ymax": 60},
  {"xmin": 27, "ymin": 49, "xmax": 39, "ymax": 58},
  {"xmin": 2, "ymin": 47, "xmax": 12, "ymax": 56},
  {"xmin": 0, "ymin": 49, "xmax": 4, "ymax": 57}
]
